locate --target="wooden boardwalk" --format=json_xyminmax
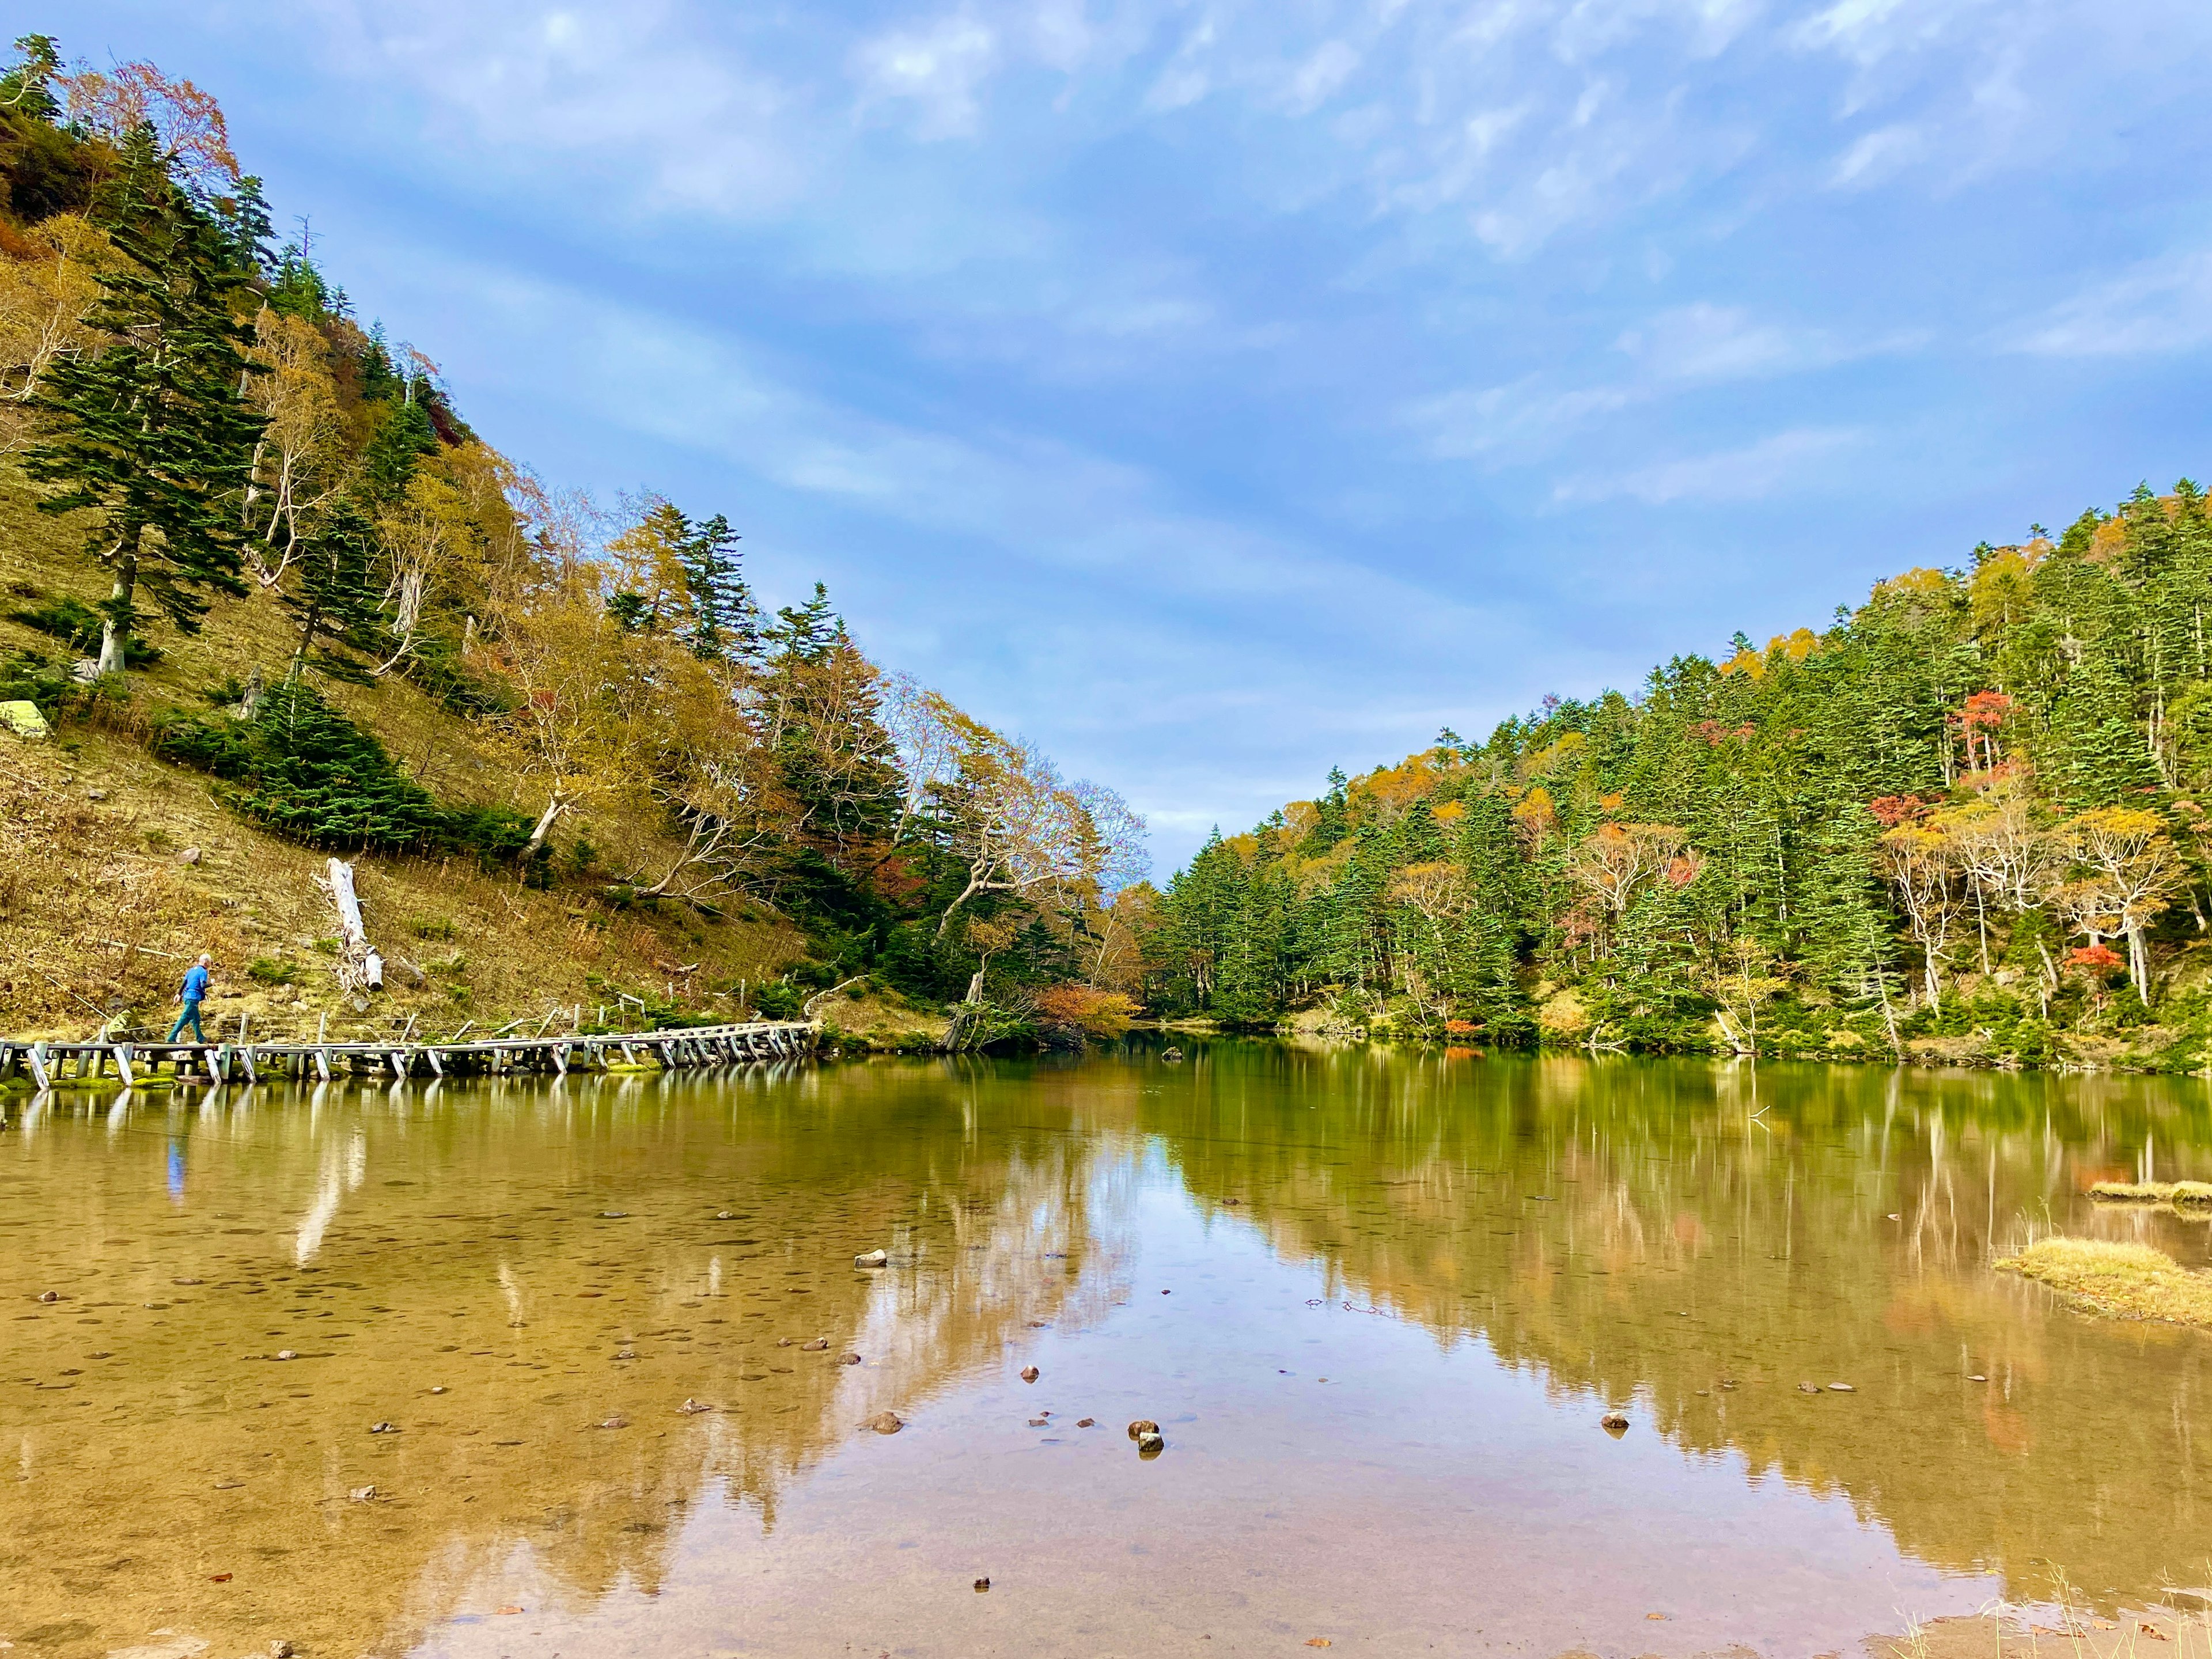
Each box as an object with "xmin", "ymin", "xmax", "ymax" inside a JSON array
[{"xmin": 0, "ymin": 1019, "xmax": 817, "ymax": 1092}]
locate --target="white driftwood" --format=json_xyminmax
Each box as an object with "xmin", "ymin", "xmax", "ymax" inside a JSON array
[{"xmin": 320, "ymin": 857, "xmax": 384, "ymax": 991}]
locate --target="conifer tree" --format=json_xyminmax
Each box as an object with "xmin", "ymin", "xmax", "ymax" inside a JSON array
[{"xmin": 24, "ymin": 126, "xmax": 263, "ymax": 675}]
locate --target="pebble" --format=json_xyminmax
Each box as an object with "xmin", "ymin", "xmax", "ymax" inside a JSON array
[
  {"xmin": 801, "ymin": 1337, "xmax": 830, "ymax": 1352},
  {"xmin": 276, "ymin": 1350, "xmax": 298, "ymax": 1361},
  {"xmin": 974, "ymin": 1578, "xmax": 991, "ymax": 1592},
  {"xmin": 1968, "ymin": 1374, "xmax": 1988, "ymax": 1382},
  {"xmin": 778, "ymin": 1338, "xmax": 793, "ymax": 1347},
  {"xmin": 37, "ymin": 1290, "xmax": 59, "ymax": 1304},
  {"xmin": 717, "ymin": 1211, "xmax": 736, "ymax": 1219},
  {"xmin": 86, "ymin": 787, "xmax": 107, "ymax": 801},
  {"xmin": 272, "ymin": 1644, "xmax": 296, "ymax": 1659},
  {"xmin": 430, "ymin": 1386, "xmax": 447, "ymax": 1395},
  {"xmin": 1127, "ymin": 1419, "xmax": 1159, "ymax": 1440},
  {"xmin": 1797, "ymin": 1382, "xmax": 1820, "ymax": 1395},
  {"xmin": 1077, "ymin": 1418, "xmax": 1096, "ymax": 1427},
  {"xmin": 1020, "ymin": 1365, "xmax": 1040, "ymax": 1383},
  {"xmin": 866, "ymin": 1412, "xmax": 904, "ymax": 1434},
  {"xmin": 855, "ymin": 1249, "xmax": 888, "ymax": 1268},
  {"xmin": 1601, "ymin": 1412, "xmax": 1630, "ymax": 1434},
  {"xmin": 599, "ymin": 1417, "xmax": 628, "ymax": 1430},
  {"xmin": 177, "ymin": 847, "xmax": 200, "ymax": 865},
  {"xmin": 1827, "ymin": 1382, "xmax": 1855, "ymax": 1393},
  {"xmin": 600, "ymin": 1211, "xmax": 628, "ymax": 1219},
  {"xmin": 1029, "ymin": 1416, "xmax": 1049, "ymax": 1427},
  {"xmin": 1136, "ymin": 1431, "xmax": 1165, "ymax": 1457},
  {"xmin": 349, "ymin": 1484, "xmax": 376, "ymax": 1503},
  {"xmin": 839, "ymin": 1352, "xmax": 862, "ymax": 1365},
  {"xmin": 369, "ymin": 1422, "xmax": 397, "ymax": 1434},
  {"xmin": 1718, "ymin": 1379, "xmax": 1738, "ymax": 1391}
]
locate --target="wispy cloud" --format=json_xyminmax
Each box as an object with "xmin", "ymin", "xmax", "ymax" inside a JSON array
[
  {"xmin": 1555, "ymin": 426, "xmax": 1863, "ymax": 503},
  {"xmin": 2009, "ymin": 251, "xmax": 2212, "ymax": 358}
]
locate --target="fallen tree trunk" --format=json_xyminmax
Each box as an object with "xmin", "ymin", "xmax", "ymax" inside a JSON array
[{"xmin": 319, "ymin": 857, "xmax": 384, "ymax": 993}]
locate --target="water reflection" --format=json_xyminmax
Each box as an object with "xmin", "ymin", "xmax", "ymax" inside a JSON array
[{"xmin": 2, "ymin": 1049, "xmax": 2207, "ymax": 1658}]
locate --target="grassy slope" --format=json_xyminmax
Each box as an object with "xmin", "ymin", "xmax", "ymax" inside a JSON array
[{"xmin": 0, "ymin": 461, "xmax": 811, "ymax": 1041}]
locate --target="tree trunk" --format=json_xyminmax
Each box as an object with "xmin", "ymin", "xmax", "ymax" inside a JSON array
[
  {"xmin": 2126, "ymin": 924, "xmax": 2149, "ymax": 1004},
  {"xmin": 525, "ymin": 794, "xmax": 566, "ymax": 855},
  {"xmin": 97, "ymin": 535, "xmax": 139, "ymax": 677}
]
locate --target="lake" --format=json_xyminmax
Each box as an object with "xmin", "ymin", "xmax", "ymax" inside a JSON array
[{"xmin": 3, "ymin": 1044, "xmax": 2209, "ymax": 1657}]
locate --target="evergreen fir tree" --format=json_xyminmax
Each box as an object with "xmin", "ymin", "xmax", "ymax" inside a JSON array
[{"xmin": 22, "ymin": 126, "xmax": 264, "ymax": 675}]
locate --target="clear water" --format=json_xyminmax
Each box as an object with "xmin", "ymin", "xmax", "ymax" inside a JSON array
[{"xmin": 4, "ymin": 1045, "xmax": 2210, "ymax": 1657}]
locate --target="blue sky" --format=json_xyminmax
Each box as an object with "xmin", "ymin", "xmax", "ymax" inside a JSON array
[{"xmin": 58, "ymin": 0, "xmax": 2212, "ymax": 872}]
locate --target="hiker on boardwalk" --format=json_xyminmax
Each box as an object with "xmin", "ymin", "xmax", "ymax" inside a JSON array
[{"xmin": 168, "ymin": 954, "xmax": 213, "ymax": 1043}]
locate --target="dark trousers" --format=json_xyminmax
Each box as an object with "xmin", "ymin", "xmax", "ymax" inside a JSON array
[{"xmin": 169, "ymin": 1000, "xmax": 207, "ymax": 1043}]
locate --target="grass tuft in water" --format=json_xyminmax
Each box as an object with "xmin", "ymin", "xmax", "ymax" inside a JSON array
[{"xmin": 1997, "ymin": 1237, "xmax": 2212, "ymax": 1325}]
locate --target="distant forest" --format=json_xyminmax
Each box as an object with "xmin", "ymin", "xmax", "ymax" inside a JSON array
[{"xmin": 1128, "ymin": 494, "xmax": 2212, "ymax": 1066}]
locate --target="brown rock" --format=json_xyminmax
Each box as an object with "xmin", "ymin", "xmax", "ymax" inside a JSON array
[
  {"xmin": 1127, "ymin": 1418, "xmax": 1159, "ymax": 1440},
  {"xmin": 1077, "ymin": 1418, "xmax": 1096, "ymax": 1427},
  {"xmin": 348, "ymin": 1484, "xmax": 376, "ymax": 1502},
  {"xmin": 1136, "ymin": 1431, "xmax": 1165, "ymax": 1457},
  {"xmin": 866, "ymin": 1411, "xmax": 904, "ymax": 1434},
  {"xmin": 1020, "ymin": 1365, "xmax": 1040, "ymax": 1383},
  {"xmin": 801, "ymin": 1337, "xmax": 830, "ymax": 1351},
  {"xmin": 974, "ymin": 1577, "xmax": 991, "ymax": 1592},
  {"xmin": 1797, "ymin": 1382, "xmax": 1820, "ymax": 1395},
  {"xmin": 1601, "ymin": 1412, "xmax": 1629, "ymax": 1435}
]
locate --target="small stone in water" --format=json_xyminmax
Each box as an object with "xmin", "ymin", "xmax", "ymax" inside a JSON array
[
  {"xmin": 1797, "ymin": 1382, "xmax": 1820, "ymax": 1395},
  {"xmin": 974, "ymin": 1577, "xmax": 991, "ymax": 1592},
  {"xmin": 717, "ymin": 1211, "xmax": 736, "ymax": 1219},
  {"xmin": 271, "ymin": 1642, "xmax": 296, "ymax": 1658},
  {"xmin": 839, "ymin": 1352, "xmax": 862, "ymax": 1365},
  {"xmin": 349, "ymin": 1484, "xmax": 377, "ymax": 1502},
  {"xmin": 430, "ymin": 1386, "xmax": 447, "ymax": 1395},
  {"xmin": 1137, "ymin": 1431, "xmax": 1165, "ymax": 1457},
  {"xmin": 778, "ymin": 1337, "xmax": 793, "ymax": 1347},
  {"xmin": 37, "ymin": 1290, "xmax": 59, "ymax": 1303},
  {"xmin": 866, "ymin": 1411, "xmax": 904, "ymax": 1434},
  {"xmin": 1827, "ymin": 1382, "xmax": 1855, "ymax": 1393},
  {"xmin": 600, "ymin": 1211, "xmax": 628, "ymax": 1218},
  {"xmin": 1601, "ymin": 1412, "xmax": 1630, "ymax": 1435},
  {"xmin": 600, "ymin": 1417, "xmax": 628, "ymax": 1430},
  {"xmin": 1077, "ymin": 1418, "xmax": 1096, "ymax": 1427},
  {"xmin": 801, "ymin": 1337, "xmax": 830, "ymax": 1351},
  {"xmin": 679, "ymin": 1397, "xmax": 711, "ymax": 1413},
  {"xmin": 1029, "ymin": 1416, "xmax": 1048, "ymax": 1427},
  {"xmin": 854, "ymin": 1249, "xmax": 888, "ymax": 1268},
  {"xmin": 275, "ymin": 1350, "xmax": 298, "ymax": 1361},
  {"xmin": 1127, "ymin": 1419, "xmax": 1159, "ymax": 1440},
  {"xmin": 369, "ymin": 1421, "xmax": 397, "ymax": 1433},
  {"xmin": 173, "ymin": 1277, "xmax": 202, "ymax": 1286},
  {"xmin": 1968, "ymin": 1374, "xmax": 1988, "ymax": 1382},
  {"xmin": 1020, "ymin": 1365, "xmax": 1040, "ymax": 1383}
]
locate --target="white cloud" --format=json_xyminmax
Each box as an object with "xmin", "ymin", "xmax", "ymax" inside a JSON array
[
  {"xmin": 1284, "ymin": 40, "xmax": 1362, "ymax": 115},
  {"xmin": 1556, "ymin": 426, "xmax": 1862, "ymax": 503},
  {"xmin": 853, "ymin": 13, "xmax": 999, "ymax": 139},
  {"xmin": 1827, "ymin": 122, "xmax": 1923, "ymax": 189},
  {"xmin": 2009, "ymin": 251, "xmax": 2212, "ymax": 358}
]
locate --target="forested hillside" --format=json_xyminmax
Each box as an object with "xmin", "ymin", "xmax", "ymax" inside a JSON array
[
  {"xmin": 0, "ymin": 35, "xmax": 1141, "ymax": 1047},
  {"xmin": 1132, "ymin": 494, "xmax": 2212, "ymax": 1069}
]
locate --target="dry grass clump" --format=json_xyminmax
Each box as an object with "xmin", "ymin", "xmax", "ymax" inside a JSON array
[
  {"xmin": 2089, "ymin": 1180, "xmax": 2212, "ymax": 1212},
  {"xmin": 1997, "ymin": 1236, "xmax": 2212, "ymax": 1327}
]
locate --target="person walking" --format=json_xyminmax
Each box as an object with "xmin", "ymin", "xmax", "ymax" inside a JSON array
[{"xmin": 169, "ymin": 953, "xmax": 213, "ymax": 1044}]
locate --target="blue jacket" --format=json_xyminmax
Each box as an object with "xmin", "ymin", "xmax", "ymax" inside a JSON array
[{"xmin": 181, "ymin": 965, "xmax": 210, "ymax": 1003}]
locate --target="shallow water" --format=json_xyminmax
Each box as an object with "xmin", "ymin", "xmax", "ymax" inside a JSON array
[{"xmin": 3, "ymin": 1044, "xmax": 2210, "ymax": 1658}]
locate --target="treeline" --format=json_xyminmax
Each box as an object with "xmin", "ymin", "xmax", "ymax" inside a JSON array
[
  {"xmin": 0, "ymin": 36, "xmax": 1142, "ymax": 1038},
  {"xmin": 1129, "ymin": 491, "xmax": 2212, "ymax": 1065}
]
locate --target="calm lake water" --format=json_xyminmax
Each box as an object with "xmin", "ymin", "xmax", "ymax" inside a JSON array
[{"xmin": 4, "ymin": 1044, "xmax": 2210, "ymax": 1658}]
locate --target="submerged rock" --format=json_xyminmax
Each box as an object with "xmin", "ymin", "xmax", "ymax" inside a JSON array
[
  {"xmin": 866, "ymin": 1411, "xmax": 904, "ymax": 1434},
  {"xmin": 1601, "ymin": 1412, "xmax": 1629, "ymax": 1435},
  {"xmin": 275, "ymin": 1350, "xmax": 298, "ymax": 1361},
  {"xmin": 1077, "ymin": 1418, "xmax": 1096, "ymax": 1427},
  {"xmin": 1827, "ymin": 1382, "xmax": 1855, "ymax": 1392},
  {"xmin": 1020, "ymin": 1365, "xmax": 1040, "ymax": 1383},
  {"xmin": 1136, "ymin": 1431, "xmax": 1165, "ymax": 1457},
  {"xmin": 1797, "ymin": 1382, "xmax": 1820, "ymax": 1395},
  {"xmin": 679, "ymin": 1398, "xmax": 712, "ymax": 1413},
  {"xmin": 349, "ymin": 1484, "xmax": 376, "ymax": 1502},
  {"xmin": 369, "ymin": 1421, "xmax": 397, "ymax": 1434},
  {"xmin": 855, "ymin": 1249, "xmax": 889, "ymax": 1268},
  {"xmin": 839, "ymin": 1352, "xmax": 862, "ymax": 1365},
  {"xmin": 801, "ymin": 1337, "xmax": 830, "ymax": 1351},
  {"xmin": 974, "ymin": 1577, "xmax": 991, "ymax": 1592},
  {"xmin": 1127, "ymin": 1418, "xmax": 1159, "ymax": 1440}
]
